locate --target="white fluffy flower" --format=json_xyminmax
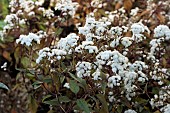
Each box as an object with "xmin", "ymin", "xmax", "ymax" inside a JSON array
[
  {"xmin": 108, "ymin": 75, "xmax": 121, "ymax": 88},
  {"xmin": 131, "ymin": 22, "xmax": 149, "ymax": 35},
  {"xmin": 57, "ymin": 33, "xmax": 79, "ymax": 54},
  {"xmin": 55, "ymin": 0, "xmax": 79, "ymax": 17},
  {"xmin": 76, "ymin": 61, "xmax": 92, "ymax": 78},
  {"xmin": 43, "ymin": 9, "xmax": 54, "ymax": 19},
  {"xmin": 63, "ymin": 83, "xmax": 70, "ymax": 89},
  {"xmin": 36, "ymin": 47, "xmax": 51, "ymax": 64},
  {"xmin": 124, "ymin": 109, "xmax": 137, "ymax": 113},
  {"xmin": 121, "ymin": 37, "xmax": 133, "ymax": 48},
  {"xmin": 16, "ymin": 32, "xmax": 44, "ymax": 46},
  {"xmin": 161, "ymin": 104, "xmax": 170, "ymax": 113},
  {"xmin": 75, "ymin": 41, "xmax": 98, "ymax": 54},
  {"xmin": 130, "ymin": 7, "xmax": 139, "ymax": 16},
  {"xmin": 92, "ymin": 68, "xmax": 101, "ymax": 80},
  {"xmin": 154, "ymin": 25, "xmax": 170, "ymax": 39},
  {"xmin": 109, "ymin": 26, "xmax": 123, "ymax": 35}
]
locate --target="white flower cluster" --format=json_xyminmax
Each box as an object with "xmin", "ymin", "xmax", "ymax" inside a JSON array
[
  {"xmin": 131, "ymin": 22, "xmax": 150, "ymax": 42},
  {"xmin": 36, "ymin": 33, "xmax": 80, "ymax": 63},
  {"xmin": 36, "ymin": 47, "xmax": 67, "ymax": 64},
  {"xmin": 96, "ymin": 50, "xmax": 129, "ymax": 72},
  {"xmin": 96, "ymin": 50, "xmax": 117, "ymax": 65},
  {"xmin": 57, "ymin": 33, "xmax": 79, "ymax": 54},
  {"xmin": 108, "ymin": 91, "xmax": 116, "ymax": 102},
  {"xmin": 3, "ymin": 14, "xmax": 26, "ymax": 32},
  {"xmin": 147, "ymin": 38, "xmax": 164, "ymax": 61},
  {"xmin": 78, "ymin": 16, "xmax": 111, "ymax": 40},
  {"xmin": 130, "ymin": 7, "xmax": 139, "ymax": 16},
  {"xmin": 120, "ymin": 71, "xmax": 138, "ymax": 100},
  {"xmin": 75, "ymin": 41, "xmax": 98, "ymax": 54},
  {"xmin": 150, "ymin": 85, "xmax": 170, "ymax": 109},
  {"xmin": 161, "ymin": 104, "xmax": 170, "ymax": 113},
  {"xmin": 121, "ymin": 37, "xmax": 133, "ymax": 48},
  {"xmin": 9, "ymin": 0, "xmax": 33, "ymax": 12},
  {"xmin": 110, "ymin": 37, "xmax": 120, "ymax": 48},
  {"xmin": 148, "ymin": 25, "xmax": 170, "ymax": 62},
  {"xmin": 109, "ymin": 26, "xmax": 123, "ymax": 36},
  {"xmin": 154, "ymin": 25, "xmax": 170, "ymax": 40},
  {"xmin": 124, "ymin": 109, "xmax": 137, "ymax": 113},
  {"xmin": 76, "ymin": 61, "xmax": 92, "ymax": 78},
  {"xmin": 95, "ymin": 50, "xmax": 146, "ymax": 100},
  {"xmin": 92, "ymin": 68, "xmax": 101, "ymax": 80},
  {"xmin": 108, "ymin": 75, "xmax": 121, "ymax": 87},
  {"xmin": 16, "ymin": 31, "xmax": 47, "ymax": 46},
  {"xmin": 55, "ymin": 0, "xmax": 79, "ymax": 16},
  {"xmin": 43, "ymin": 9, "xmax": 54, "ymax": 19},
  {"xmin": 90, "ymin": 0, "xmax": 105, "ymax": 8}
]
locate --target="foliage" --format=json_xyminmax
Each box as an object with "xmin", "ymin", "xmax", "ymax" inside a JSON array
[{"xmin": 0, "ymin": 0, "xmax": 170, "ymax": 113}]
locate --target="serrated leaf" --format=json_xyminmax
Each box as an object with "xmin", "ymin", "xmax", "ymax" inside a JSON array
[
  {"xmin": 76, "ymin": 99, "xmax": 91, "ymax": 113},
  {"xmin": 0, "ymin": 82, "xmax": 9, "ymax": 90},
  {"xmin": 69, "ymin": 80, "xmax": 79, "ymax": 94}
]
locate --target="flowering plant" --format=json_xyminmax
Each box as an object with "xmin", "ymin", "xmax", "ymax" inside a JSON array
[{"xmin": 0, "ymin": 0, "xmax": 170, "ymax": 113}]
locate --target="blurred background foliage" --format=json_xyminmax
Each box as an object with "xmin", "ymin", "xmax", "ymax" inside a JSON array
[{"xmin": 0, "ymin": 0, "xmax": 9, "ymax": 29}]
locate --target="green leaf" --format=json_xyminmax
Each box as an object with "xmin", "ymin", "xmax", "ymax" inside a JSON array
[
  {"xmin": 43, "ymin": 78, "xmax": 52, "ymax": 83},
  {"xmin": 101, "ymin": 82, "xmax": 107, "ymax": 93},
  {"xmin": 42, "ymin": 95, "xmax": 52, "ymax": 102},
  {"xmin": 32, "ymin": 81, "xmax": 43, "ymax": 89},
  {"xmin": 0, "ymin": 0, "xmax": 9, "ymax": 18},
  {"xmin": 96, "ymin": 94, "xmax": 109, "ymax": 113},
  {"xmin": 76, "ymin": 99, "xmax": 91, "ymax": 113},
  {"xmin": 0, "ymin": 20, "xmax": 5, "ymax": 30},
  {"xmin": 69, "ymin": 72, "xmax": 87, "ymax": 90},
  {"xmin": 121, "ymin": 97, "xmax": 131, "ymax": 108},
  {"xmin": 47, "ymin": 109, "xmax": 54, "ymax": 113},
  {"xmin": 0, "ymin": 82, "xmax": 9, "ymax": 90},
  {"xmin": 55, "ymin": 28, "xmax": 63, "ymax": 36},
  {"xmin": 135, "ymin": 97, "xmax": 148, "ymax": 105},
  {"xmin": 21, "ymin": 57, "xmax": 30, "ymax": 68},
  {"xmin": 69, "ymin": 80, "xmax": 79, "ymax": 94},
  {"xmin": 117, "ymin": 105, "xmax": 123, "ymax": 113},
  {"xmin": 59, "ymin": 96, "xmax": 71, "ymax": 103},
  {"xmin": 26, "ymin": 73, "xmax": 35, "ymax": 79},
  {"xmin": 43, "ymin": 99, "xmax": 59, "ymax": 106},
  {"xmin": 28, "ymin": 95, "xmax": 38, "ymax": 113},
  {"xmin": 152, "ymin": 87, "xmax": 159, "ymax": 94},
  {"xmin": 14, "ymin": 47, "xmax": 21, "ymax": 64},
  {"xmin": 68, "ymin": 72, "xmax": 79, "ymax": 82}
]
